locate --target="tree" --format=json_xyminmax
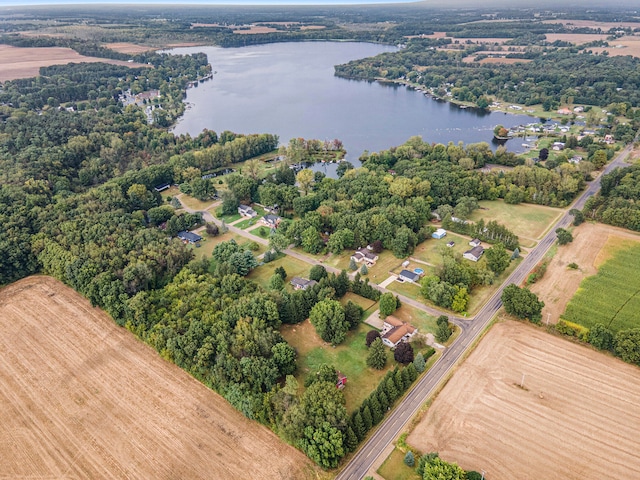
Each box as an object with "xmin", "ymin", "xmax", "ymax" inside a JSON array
[
  {"xmin": 588, "ymin": 323, "xmax": 614, "ymax": 351},
  {"xmin": 302, "ymin": 226, "xmax": 324, "ymax": 254},
  {"xmin": 436, "ymin": 316, "xmax": 452, "ymax": 343},
  {"xmin": 413, "ymin": 352, "xmax": 426, "ymax": 373},
  {"xmin": 366, "ymin": 330, "xmax": 381, "ymax": 347},
  {"xmin": 309, "ymin": 300, "xmax": 348, "ymax": 345},
  {"xmin": 379, "ymin": 292, "xmax": 398, "ymax": 317},
  {"xmin": 300, "ymin": 422, "xmax": 345, "ymax": 469},
  {"xmin": 352, "ymin": 411, "xmax": 366, "ymax": 440},
  {"xmin": 268, "ymin": 273, "xmax": 285, "ymax": 290},
  {"xmin": 271, "ymin": 342, "xmax": 296, "ymax": 376},
  {"xmin": 296, "ymin": 169, "xmax": 314, "ymax": 195},
  {"xmin": 360, "ymin": 263, "xmax": 368, "ymax": 275},
  {"xmin": 221, "ymin": 192, "xmax": 239, "ymax": 215},
  {"xmin": 309, "ymin": 264, "xmax": 328, "ymax": 282},
  {"xmin": 615, "ymin": 329, "xmax": 640, "ymax": 364},
  {"xmin": 349, "ymin": 257, "xmax": 358, "ymax": 271},
  {"xmin": 404, "ymin": 451, "xmax": 415, "ymax": 467},
  {"xmin": 570, "ymin": 208, "xmax": 585, "ymax": 226},
  {"xmin": 344, "ymin": 426, "xmax": 358, "ymax": 452},
  {"xmin": 485, "ymin": 243, "xmax": 510, "ymax": 275},
  {"xmin": 205, "ymin": 222, "xmax": 219, "ymax": 236},
  {"xmin": 556, "ymin": 228, "xmax": 573, "ymax": 245},
  {"xmin": 451, "ymin": 286, "xmax": 469, "ymax": 313},
  {"xmin": 501, "ymin": 284, "xmax": 544, "ymax": 323},
  {"xmin": 269, "ymin": 233, "xmax": 289, "ymax": 253},
  {"xmin": 275, "ymin": 266, "xmax": 287, "ymax": 280},
  {"xmin": 394, "ymin": 342, "xmax": 414, "ymax": 364},
  {"xmin": 367, "ymin": 338, "xmax": 387, "ymax": 370},
  {"xmin": 344, "ymin": 300, "xmax": 363, "ymax": 329},
  {"xmin": 422, "ymin": 457, "xmax": 465, "ymax": 480}
]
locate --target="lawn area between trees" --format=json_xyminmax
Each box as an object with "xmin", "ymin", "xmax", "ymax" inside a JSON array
[
  {"xmin": 247, "ymin": 254, "xmax": 311, "ymax": 290},
  {"xmin": 469, "ymin": 200, "xmax": 563, "ymax": 243},
  {"xmin": 192, "ymin": 231, "xmax": 266, "ymax": 259},
  {"xmin": 281, "ymin": 321, "xmax": 393, "ymax": 411}
]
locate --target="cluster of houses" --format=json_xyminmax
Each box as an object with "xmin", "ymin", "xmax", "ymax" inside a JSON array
[
  {"xmin": 463, "ymin": 238, "xmax": 484, "ymax": 262},
  {"xmin": 238, "ymin": 204, "xmax": 282, "ymax": 228},
  {"xmin": 351, "ymin": 246, "xmax": 379, "ymax": 266}
]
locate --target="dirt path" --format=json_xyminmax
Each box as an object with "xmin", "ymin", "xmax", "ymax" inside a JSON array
[
  {"xmin": 408, "ymin": 320, "xmax": 640, "ymax": 480},
  {"xmin": 530, "ymin": 222, "xmax": 640, "ymax": 323},
  {"xmin": 0, "ymin": 276, "xmax": 316, "ymax": 480}
]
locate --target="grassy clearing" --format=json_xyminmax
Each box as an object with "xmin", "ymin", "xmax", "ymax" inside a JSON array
[
  {"xmin": 177, "ymin": 194, "xmax": 217, "ymax": 212},
  {"xmin": 281, "ymin": 321, "xmax": 393, "ymax": 411},
  {"xmin": 469, "ymin": 200, "xmax": 563, "ymax": 241},
  {"xmin": 386, "ymin": 279, "xmax": 422, "ymax": 301},
  {"xmin": 253, "ymin": 226, "xmax": 272, "ymax": 239},
  {"xmin": 192, "ymin": 231, "xmax": 266, "ymax": 259},
  {"xmin": 465, "ymin": 257, "xmax": 522, "ymax": 315},
  {"xmin": 393, "ymin": 304, "xmax": 438, "ymax": 335},
  {"xmin": 412, "ymin": 233, "xmax": 469, "ymax": 265},
  {"xmin": 247, "ymin": 254, "xmax": 311, "ymax": 289},
  {"xmin": 340, "ymin": 292, "xmax": 378, "ymax": 314},
  {"xmin": 562, "ymin": 244, "xmax": 640, "ymax": 332},
  {"xmin": 325, "ymin": 249, "xmax": 404, "ymax": 281},
  {"xmin": 160, "ymin": 185, "xmax": 180, "ymax": 201},
  {"xmin": 213, "ymin": 209, "xmax": 242, "ymax": 223},
  {"xmin": 378, "ymin": 448, "xmax": 420, "ymax": 480}
]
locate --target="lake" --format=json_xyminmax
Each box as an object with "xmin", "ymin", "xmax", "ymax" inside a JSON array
[{"xmin": 169, "ymin": 42, "xmax": 534, "ymax": 172}]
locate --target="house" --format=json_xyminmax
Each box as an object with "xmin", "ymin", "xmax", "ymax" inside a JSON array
[
  {"xmin": 381, "ymin": 316, "xmax": 418, "ymax": 348},
  {"xmin": 569, "ymin": 155, "xmax": 583, "ymax": 164},
  {"xmin": 238, "ymin": 204, "xmax": 257, "ymax": 218},
  {"xmin": 290, "ymin": 277, "xmax": 317, "ymax": 290},
  {"xmin": 264, "ymin": 204, "xmax": 279, "ymax": 214},
  {"xmin": 552, "ymin": 142, "xmax": 565, "ymax": 151},
  {"xmin": 556, "ymin": 107, "xmax": 572, "ymax": 115},
  {"xmin": 336, "ymin": 371, "xmax": 347, "ymax": 389},
  {"xmin": 447, "ymin": 241, "xmax": 455, "ymax": 248},
  {"xmin": 398, "ymin": 269, "xmax": 421, "ymax": 283},
  {"xmin": 432, "ymin": 228, "xmax": 447, "ymax": 239},
  {"xmin": 469, "ymin": 238, "xmax": 482, "ymax": 248},
  {"xmin": 262, "ymin": 214, "xmax": 282, "ymax": 228},
  {"xmin": 351, "ymin": 248, "xmax": 379, "ymax": 265},
  {"xmin": 573, "ymin": 106, "xmax": 584, "ymax": 113},
  {"xmin": 604, "ymin": 134, "xmax": 615, "ymax": 144},
  {"xmin": 154, "ymin": 183, "xmax": 170, "ymax": 192},
  {"xmin": 463, "ymin": 245, "xmax": 485, "ymax": 262},
  {"xmin": 177, "ymin": 231, "xmax": 202, "ymax": 244}
]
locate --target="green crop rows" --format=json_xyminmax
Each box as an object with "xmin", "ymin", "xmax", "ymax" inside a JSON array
[{"xmin": 562, "ymin": 244, "xmax": 640, "ymax": 332}]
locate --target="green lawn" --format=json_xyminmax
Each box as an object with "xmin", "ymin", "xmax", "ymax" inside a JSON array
[
  {"xmin": 281, "ymin": 321, "xmax": 394, "ymax": 411},
  {"xmin": 325, "ymin": 249, "xmax": 404, "ymax": 281},
  {"xmin": 386, "ymin": 279, "xmax": 422, "ymax": 302},
  {"xmin": 247, "ymin": 254, "xmax": 311, "ymax": 290},
  {"xmin": 468, "ymin": 200, "xmax": 563, "ymax": 242},
  {"xmin": 190, "ymin": 231, "xmax": 266, "ymax": 260},
  {"xmin": 160, "ymin": 185, "xmax": 180, "ymax": 201},
  {"xmin": 177, "ymin": 193, "xmax": 217, "ymax": 212},
  {"xmin": 562, "ymin": 243, "xmax": 640, "ymax": 332},
  {"xmin": 253, "ymin": 225, "xmax": 272, "ymax": 239},
  {"xmin": 412, "ymin": 233, "xmax": 469, "ymax": 266},
  {"xmin": 213, "ymin": 208, "xmax": 242, "ymax": 223},
  {"xmin": 378, "ymin": 448, "xmax": 420, "ymax": 480},
  {"xmin": 340, "ymin": 292, "xmax": 378, "ymax": 316},
  {"xmin": 393, "ymin": 304, "xmax": 438, "ymax": 336}
]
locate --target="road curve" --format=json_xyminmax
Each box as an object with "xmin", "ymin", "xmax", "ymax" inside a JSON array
[{"xmin": 335, "ymin": 143, "xmax": 634, "ymax": 480}]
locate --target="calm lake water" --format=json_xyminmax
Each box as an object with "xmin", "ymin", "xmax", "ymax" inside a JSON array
[{"xmin": 169, "ymin": 42, "xmax": 534, "ymax": 172}]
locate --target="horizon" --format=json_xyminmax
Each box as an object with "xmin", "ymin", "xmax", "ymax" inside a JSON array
[{"xmin": 0, "ymin": 0, "xmax": 420, "ymax": 5}]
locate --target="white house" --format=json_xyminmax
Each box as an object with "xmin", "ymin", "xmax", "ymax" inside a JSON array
[
  {"xmin": 290, "ymin": 277, "xmax": 317, "ymax": 290},
  {"xmin": 351, "ymin": 248, "xmax": 379, "ymax": 265},
  {"xmin": 261, "ymin": 214, "xmax": 281, "ymax": 228},
  {"xmin": 432, "ymin": 228, "xmax": 447, "ymax": 239},
  {"xmin": 469, "ymin": 238, "xmax": 482, "ymax": 248},
  {"xmin": 238, "ymin": 204, "xmax": 257, "ymax": 218},
  {"xmin": 381, "ymin": 316, "xmax": 418, "ymax": 348},
  {"xmin": 463, "ymin": 245, "xmax": 484, "ymax": 262}
]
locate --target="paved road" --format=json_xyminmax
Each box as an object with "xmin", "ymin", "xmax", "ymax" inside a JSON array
[{"xmin": 335, "ymin": 143, "xmax": 634, "ymax": 480}]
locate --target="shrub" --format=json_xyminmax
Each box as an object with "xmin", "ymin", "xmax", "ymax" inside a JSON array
[
  {"xmin": 394, "ymin": 342, "xmax": 414, "ymax": 364},
  {"xmin": 568, "ymin": 262, "xmax": 579, "ymax": 269},
  {"xmin": 404, "ymin": 451, "xmax": 415, "ymax": 467},
  {"xmin": 366, "ymin": 330, "xmax": 381, "ymax": 347}
]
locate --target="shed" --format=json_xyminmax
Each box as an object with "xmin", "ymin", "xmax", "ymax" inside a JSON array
[{"xmin": 432, "ymin": 228, "xmax": 447, "ymax": 239}]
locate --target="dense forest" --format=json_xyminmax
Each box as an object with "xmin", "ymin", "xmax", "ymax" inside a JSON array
[{"xmin": 584, "ymin": 165, "xmax": 640, "ymax": 231}]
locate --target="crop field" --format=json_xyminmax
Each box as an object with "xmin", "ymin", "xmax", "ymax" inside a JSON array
[
  {"xmin": 544, "ymin": 33, "xmax": 609, "ymax": 44},
  {"xmin": 469, "ymin": 200, "xmax": 562, "ymax": 243},
  {"xmin": 562, "ymin": 243, "xmax": 640, "ymax": 332},
  {"xmin": 104, "ymin": 42, "xmax": 155, "ymax": 54},
  {"xmin": 281, "ymin": 321, "xmax": 392, "ymax": 411},
  {"xmin": 408, "ymin": 321, "xmax": 640, "ymax": 480},
  {"xmin": 591, "ymin": 36, "xmax": 640, "ymax": 58},
  {"xmin": 0, "ymin": 45, "xmax": 147, "ymax": 81},
  {"xmin": 0, "ymin": 276, "xmax": 314, "ymax": 480}
]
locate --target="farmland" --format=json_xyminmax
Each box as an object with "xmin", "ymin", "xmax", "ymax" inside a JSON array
[
  {"xmin": 562, "ymin": 242, "xmax": 640, "ymax": 332},
  {"xmin": 407, "ymin": 321, "xmax": 640, "ymax": 480},
  {"xmin": 0, "ymin": 45, "xmax": 147, "ymax": 81},
  {"xmin": 0, "ymin": 276, "xmax": 315, "ymax": 480}
]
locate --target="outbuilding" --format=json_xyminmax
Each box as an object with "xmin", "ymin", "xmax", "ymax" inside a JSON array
[{"xmin": 432, "ymin": 228, "xmax": 447, "ymax": 239}]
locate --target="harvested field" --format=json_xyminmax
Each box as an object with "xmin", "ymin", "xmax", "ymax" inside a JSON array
[
  {"xmin": 591, "ymin": 36, "xmax": 640, "ymax": 58},
  {"xmin": 0, "ymin": 45, "xmax": 147, "ymax": 81},
  {"xmin": 544, "ymin": 33, "xmax": 609, "ymax": 44},
  {"xmin": 234, "ymin": 26, "xmax": 278, "ymax": 34},
  {"xmin": 529, "ymin": 223, "xmax": 640, "ymax": 323},
  {"xmin": 104, "ymin": 42, "xmax": 155, "ymax": 54},
  {"xmin": 408, "ymin": 321, "xmax": 640, "ymax": 480},
  {"xmin": 0, "ymin": 276, "xmax": 315, "ymax": 480},
  {"xmin": 473, "ymin": 57, "xmax": 532, "ymax": 64},
  {"xmin": 543, "ymin": 19, "xmax": 640, "ymax": 30}
]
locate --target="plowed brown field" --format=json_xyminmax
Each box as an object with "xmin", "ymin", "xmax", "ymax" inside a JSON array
[
  {"xmin": 0, "ymin": 276, "xmax": 315, "ymax": 480},
  {"xmin": 408, "ymin": 321, "xmax": 640, "ymax": 480}
]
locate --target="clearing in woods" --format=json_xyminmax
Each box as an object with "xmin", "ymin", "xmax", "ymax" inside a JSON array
[
  {"xmin": 0, "ymin": 276, "xmax": 316, "ymax": 480},
  {"xmin": 408, "ymin": 321, "xmax": 640, "ymax": 480}
]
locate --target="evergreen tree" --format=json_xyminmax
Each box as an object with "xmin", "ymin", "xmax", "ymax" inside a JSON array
[
  {"xmin": 404, "ymin": 451, "xmax": 415, "ymax": 467},
  {"xmin": 413, "ymin": 352, "xmax": 426, "ymax": 373},
  {"xmin": 400, "ymin": 367, "xmax": 411, "ymax": 390},
  {"xmin": 406, "ymin": 362, "xmax": 418, "ymax": 382},
  {"xmin": 345, "ymin": 426, "xmax": 358, "ymax": 452},
  {"xmin": 349, "ymin": 257, "xmax": 358, "ymax": 271},
  {"xmin": 367, "ymin": 338, "xmax": 387, "ymax": 370},
  {"xmin": 360, "ymin": 263, "xmax": 368, "ymax": 275},
  {"xmin": 385, "ymin": 377, "xmax": 398, "ymax": 402},
  {"xmin": 394, "ymin": 369, "xmax": 405, "ymax": 393},
  {"xmin": 377, "ymin": 389, "xmax": 389, "ymax": 410},
  {"xmin": 361, "ymin": 406, "xmax": 373, "ymax": 431},
  {"xmin": 353, "ymin": 411, "xmax": 366, "ymax": 441},
  {"xmin": 369, "ymin": 395, "xmax": 383, "ymax": 424}
]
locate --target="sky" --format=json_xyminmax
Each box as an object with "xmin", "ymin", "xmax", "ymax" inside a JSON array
[{"xmin": 0, "ymin": 0, "xmax": 420, "ymax": 5}]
